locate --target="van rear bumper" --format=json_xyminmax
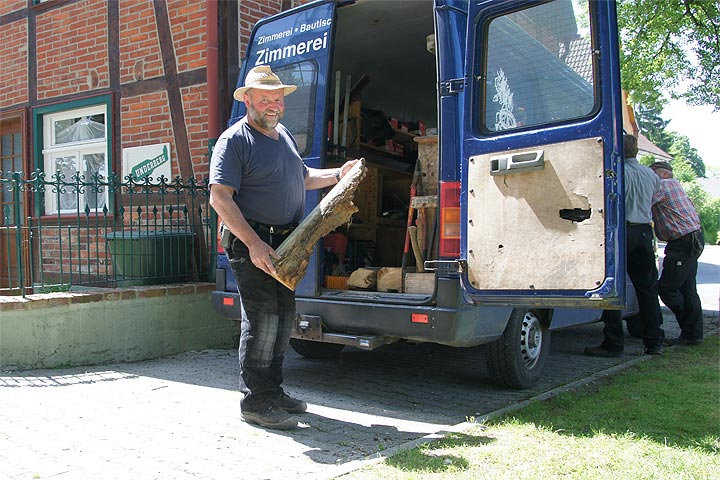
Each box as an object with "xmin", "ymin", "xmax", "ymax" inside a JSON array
[
  {"xmin": 212, "ymin": 277, "xmax": 512, "ymax": 347},
  {"xmin": 295, "ymin": 296, "xmax": 512, "ymax": 347}
]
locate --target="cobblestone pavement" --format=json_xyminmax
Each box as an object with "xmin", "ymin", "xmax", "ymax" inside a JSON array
[{"xmin": 1, "ymin": 308, "xmax": 717, "ymax": 480}]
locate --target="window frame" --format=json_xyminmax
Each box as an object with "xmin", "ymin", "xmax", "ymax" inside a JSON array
[
  {"xmin": 476, "ymin": 0, "xmax": 600, "ymax": 136},
  {"xmin": 32, "ymin": 95, "xmax": 114, "ymax": 217}
]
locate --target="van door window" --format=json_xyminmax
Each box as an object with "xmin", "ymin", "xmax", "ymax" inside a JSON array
[
  {"xmin": 275, "ymin": 61, "xmax": 318, "ymax": 156},
  {"xmin": 481, "ymin": 0, "xmax": 596, "ymax": 132}
]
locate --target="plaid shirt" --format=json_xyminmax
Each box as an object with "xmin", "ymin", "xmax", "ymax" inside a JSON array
[{"xmin": 651, "ymin": 178, "xmax": 701, "ymax": 241}]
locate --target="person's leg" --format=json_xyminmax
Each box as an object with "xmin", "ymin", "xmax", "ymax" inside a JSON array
[
  {"xmin": 677, "ymin": 260, "xmax": 703, "ymax": 342},
  {"xmin": 658, "ymin": 238, "xmax": 692, "ymax": 318},
  {"xmin": 659, "ymin": 234, "xmax": 704, "ymax": 343},
  {"xmin": 600, "ymin": 309, "xmax": 624, "ymax": 352},
  {"xmin": 584, "ymin": 309, "xmax": 624, "ymax": 356},
  {"xmin": 234, "ymin": 260, "xmax": 284, "ymax": 411},
  {"xmin": 227, "ymin": 237, "xmax": 287, "ymax": 412},
  {"xmin": 626, "ymin": 225, "xmax": 663, "ymax": 351},
  {"xmin": 266, "ymin": 281, "xmax": 296, "ymax": 397}
]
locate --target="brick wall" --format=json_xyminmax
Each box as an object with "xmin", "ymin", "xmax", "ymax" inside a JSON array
[
  {"xmin": 118, "ymin": 1, "xmax": 164, "ymax": 84},
  {"xmin": 120, "ymin": 91, "xmax": 177, "ymax": 175},
  {"xmin": 0, "ymin": 17, "xmax": 28, "ymax": 108},
  {"xmin": 239, "ymin": 0, "xmax": 283, "ymax": 57},
  {"xmin": 38, "ymin": 227, "xmax": 111, "ymax": 279},
  {"xmin": 0, "ymin": 0, "xmax": 301, "ymax": 186},
  {"xmin": 182, "ymin": 84, "xmax": 209, "ymax": 175},
  {"xmin": 168, "ymin": 0, "xmax": 206, "ymax": 73},
  {"xmin": 35, "ymin": 0, "xmax": 110, "ymax": 99},
  {"xmin": 0, "ymin": 0, "xmax": 25, "ymax": 17}
]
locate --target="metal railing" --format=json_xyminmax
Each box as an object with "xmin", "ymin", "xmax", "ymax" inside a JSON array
[{"xmin": 1, "ymin": 170, "xmax": 217, "ymax": 297}]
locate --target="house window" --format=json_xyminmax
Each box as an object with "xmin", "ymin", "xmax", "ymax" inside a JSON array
[{"xmin": 41, "ymin": 104, "xmax": 109, "ymax": 215}]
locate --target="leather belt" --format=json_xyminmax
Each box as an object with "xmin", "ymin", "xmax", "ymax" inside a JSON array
[{"xmin": 247, "ymin": 220, "xmax": 297, "ymax": 236}]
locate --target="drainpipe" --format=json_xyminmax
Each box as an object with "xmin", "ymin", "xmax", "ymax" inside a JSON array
[
  {"xmin": 206, "ymin": 0, "xmax": 221, "ymax": 154},
  {"xmin": 206, "ymin": 0, "xmax": 221, "ymax": 280}
]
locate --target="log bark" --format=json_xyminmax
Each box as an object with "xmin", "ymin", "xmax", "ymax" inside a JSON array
[{"xmin": 270, "ymin": 158, "xmax": 367, "ymax": 290}]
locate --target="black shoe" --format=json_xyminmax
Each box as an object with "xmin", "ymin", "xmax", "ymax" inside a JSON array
[
  {"xmin": 663, "ymin": 337, "xmax": 702, "ymax": 347},
  {"xmin": 242, "ymin": 405, "xmax": 298, "ymax": 430},
  {"xmin": 644, "ymin": 346, "xmax": 663, "ymax": 355},
  {"xmin": 275, "ymin": 392, "xmax": 307, "ymax": 414},
  {"xmin": 583, "ymin": 346, "xmax": 623, "ymax": 358}
]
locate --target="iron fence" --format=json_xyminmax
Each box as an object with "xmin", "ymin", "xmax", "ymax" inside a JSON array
[{"xmin": 1, "ymin": 170, "xmax": 217, "ymax": 297}]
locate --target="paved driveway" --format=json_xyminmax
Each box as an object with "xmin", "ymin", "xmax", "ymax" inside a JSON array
[{"xmin": 3, "ymin": 308, "xmax": 717, "ymax": 480}]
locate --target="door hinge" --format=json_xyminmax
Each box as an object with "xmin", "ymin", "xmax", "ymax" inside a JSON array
[{"xmin": 440, "ymin": 78, "xmax": 465, "ymax": 96}]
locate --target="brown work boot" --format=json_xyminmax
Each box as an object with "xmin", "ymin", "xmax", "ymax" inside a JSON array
[
  {"xmin": 275, "ymin": 392, "xmax": 307, "ymax": 414},
  {"xmin": 241, "ymin": 405, "xmax": 297, "ymax": 430}
]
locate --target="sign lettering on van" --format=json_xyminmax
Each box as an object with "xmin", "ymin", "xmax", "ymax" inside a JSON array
[{"xmin": 254, "ymin": 18, "xmax": 332, "ymax": 67}]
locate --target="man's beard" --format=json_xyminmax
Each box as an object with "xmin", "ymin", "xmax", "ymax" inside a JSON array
[{"xmin": 249, "ymin": 105, "xmax": 283, "ymax": 130}]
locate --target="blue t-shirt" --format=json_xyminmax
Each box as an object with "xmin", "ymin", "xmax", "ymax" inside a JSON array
[{"xmin": 209, "ymin": 118, "xmax": 308, "ymax": 225}]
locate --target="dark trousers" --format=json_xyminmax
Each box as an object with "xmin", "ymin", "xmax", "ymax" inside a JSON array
[
  {"xmin": 659, "ymin": 230, "xmax": 704, "ymax": 342},
  {"xmin": 226, "ymin": 231, "xmax": 295, "ymax": 412},
  {"xmin": 602, "ymin": 223, "xmax": 664, "ymax": 351}
]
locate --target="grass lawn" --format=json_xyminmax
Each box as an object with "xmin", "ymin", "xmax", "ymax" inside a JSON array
[{"xmin": 340, "ymin": 336, "xmax": 720, "ymax": 479}]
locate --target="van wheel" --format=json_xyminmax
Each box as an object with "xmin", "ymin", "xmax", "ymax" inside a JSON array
[
  {"xmin": 485, "ymin": 308, "xmax": 551, "ymax": 389},
  {"xmin": 290, "ymin": 338, "xmax": 345, "ymax": 358}
]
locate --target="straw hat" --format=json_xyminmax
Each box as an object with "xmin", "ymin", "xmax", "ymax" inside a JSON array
[{"xmin": 233, "ymin": 65, "xmax": 297, "ymax": 100}]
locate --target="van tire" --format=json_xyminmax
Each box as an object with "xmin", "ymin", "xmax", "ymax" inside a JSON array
[
  {"xmin": 290, "ymin": 338, "xmax": 345, "ymax": 358},
  {"xmin": 485, "ymin": 308, "xmax": 551, "ymax": 389}
]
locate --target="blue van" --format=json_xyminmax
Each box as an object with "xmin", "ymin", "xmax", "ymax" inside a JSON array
[{"xmin": 213, "ymin": 0, "xmax": 635, "ymax": 388}]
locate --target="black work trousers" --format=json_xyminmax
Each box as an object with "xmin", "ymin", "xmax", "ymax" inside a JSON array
[
  {"xmin": 601, "ymin": 223, "xmax": 664, "ymax": 352},
  {"xmin": 225, "ymin": 229, "xmax": 295, "ymax": 412},
  {"xmin": 659, "ymin": 230, "xmax": 705, "ymax": 342}
]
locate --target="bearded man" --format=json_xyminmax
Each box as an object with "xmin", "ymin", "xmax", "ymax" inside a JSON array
[{"xmin": 210, "ymin": 65, "xmax": 357, "ymax": 429}]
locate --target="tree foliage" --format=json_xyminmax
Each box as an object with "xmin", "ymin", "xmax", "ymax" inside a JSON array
[
  {"xmin": 635, "ymin": 104, "xmax": 706, "ymax": 177},
  {"xmin": 618, "ymin": 0, "xmax": 720, "ymax": 112},
  {"xmin": 666, "ymin": 132, "xmax": 705, "ymax": 177}
]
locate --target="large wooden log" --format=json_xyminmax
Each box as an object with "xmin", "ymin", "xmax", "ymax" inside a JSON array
[{"xmin": 270, "ymin": 158, "xmax": 367, "ymax": 290}]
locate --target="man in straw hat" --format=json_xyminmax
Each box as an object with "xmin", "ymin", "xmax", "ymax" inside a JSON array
[
  {"xmin": 210, "ymin": 65, "xmax": 358, "ymax": 429},
  {"xmin": 649, "ymin": 161, "xmax": 705, "ymax": 346}
]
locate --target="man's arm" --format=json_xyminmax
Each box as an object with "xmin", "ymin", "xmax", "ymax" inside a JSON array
[
  {"xmin": 209, "ymin": 183, "xmax": 279, "ymax": 276},
  {"xmin": 652, "ymin": 179, "xmax": 668, "ymax": 205},
  {"xmin": 304, "ymin": 159, "xmax": 359, "ymax": 190}
]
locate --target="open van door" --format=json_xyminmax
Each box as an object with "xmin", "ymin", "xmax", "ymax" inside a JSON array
[
  {"xmin": 460, "ymin": 0, "xmax": 625, "ymax": 308},
  {"xmin": 231, "ymin": 0, "xmax": 337, "ymax": 295}
]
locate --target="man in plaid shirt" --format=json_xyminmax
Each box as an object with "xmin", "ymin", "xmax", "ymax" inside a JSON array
[{"xmin": 650, "ymin": 161, "xmax": 705, "ymax": 346}]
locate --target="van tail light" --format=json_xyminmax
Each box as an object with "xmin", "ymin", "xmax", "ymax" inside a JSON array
[{"xmin": 439, "ymin": 181, "xmax": 461, "ymax": 258}]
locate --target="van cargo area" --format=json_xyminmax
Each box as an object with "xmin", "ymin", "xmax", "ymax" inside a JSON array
[{"xmin": 320, "ymin": 0, "xmax": 438, "ymax": 297}]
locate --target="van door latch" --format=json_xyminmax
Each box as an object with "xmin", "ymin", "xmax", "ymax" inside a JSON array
[
  {"xmin": 440, "ymin": 78, "xmax": 465, "ymax": 95},
  {"xmin": 424, "ymin": 260, "xmax": 466, "ymax": 273}
]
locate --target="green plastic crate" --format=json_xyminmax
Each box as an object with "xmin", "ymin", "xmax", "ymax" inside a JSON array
[{"xmin": 105, "ymin": 230, "xmax": 194, "ymax": 281}]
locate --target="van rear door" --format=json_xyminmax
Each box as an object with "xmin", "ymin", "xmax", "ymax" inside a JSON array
[
  {"xmin": 460, "ymin": 0, "xmax": 625, "ymax": 308},
  {"xmin": 233, "ymin": 0, "xmax": 337, "ymax": 296}
]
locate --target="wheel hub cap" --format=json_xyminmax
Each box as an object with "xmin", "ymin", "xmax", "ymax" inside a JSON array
[{"xmin": 520, "ymin": 312, "xmax": 542, "ymax": 369}]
